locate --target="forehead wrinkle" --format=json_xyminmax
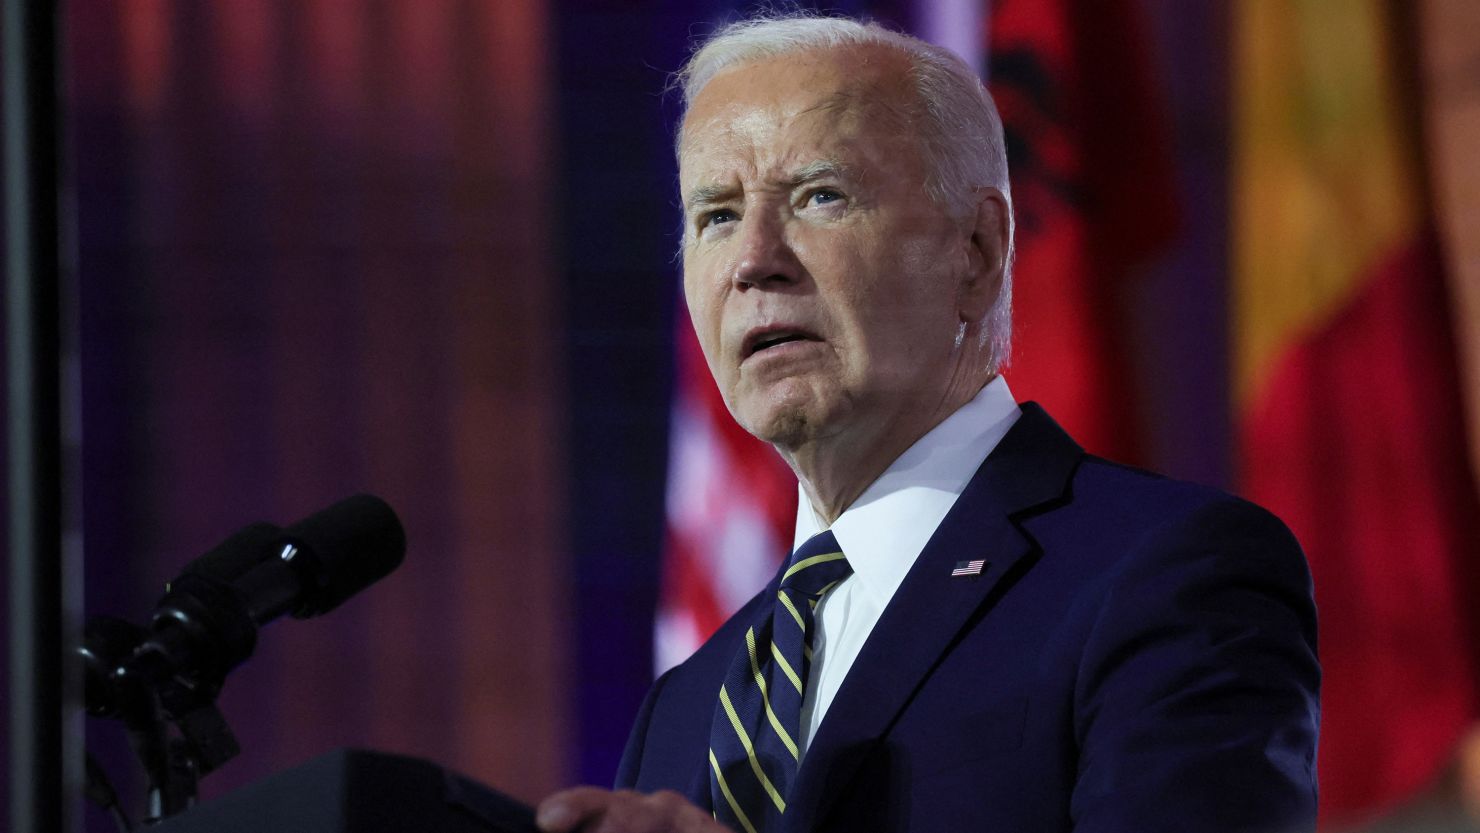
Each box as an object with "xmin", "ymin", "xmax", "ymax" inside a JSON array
[
  {"xmin": 797, "ymin": 89, "xmax": 856, "ymax": 120},
  {"xmin": 679, "ymin": 120, "xmax": 755, "ymax": 211},
  {"xmin": 795, "ymin": 74, "xmax": 917, "ymax": 130}
]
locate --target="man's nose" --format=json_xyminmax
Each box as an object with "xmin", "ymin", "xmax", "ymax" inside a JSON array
[{"xmin": 730, "ymin": 212, "xmax": 801, "ymax": 290}]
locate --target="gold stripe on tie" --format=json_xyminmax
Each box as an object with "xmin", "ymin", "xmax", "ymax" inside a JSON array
[
  {"xmin": 745, "ymin": 628, "xmax": 799, "ymax": 760},
  {"xmin": 783, "ymin": 551, "xmax": 846, "ymax": 582},
  {"xmin": 773, "ymin": 642, "xmax": 803, "ymax": 693},
  {"xmin": 709, "ymin": 749, "xmax": 760, "ymax": 833},
  {"xmin": 777, "ymin": 591, "xmax": 806, "ymax": 630},
  {"xmin": 719, "ymin": 686, "xmax": 787, "ymax": 813},
  {"xmin": 746, "ymin": 628, "xmax": 799, "ymax": 759}
]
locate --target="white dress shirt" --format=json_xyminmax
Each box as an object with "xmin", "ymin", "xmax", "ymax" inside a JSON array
[{"xmin": 791, "ymin": 375, "xmax": 1021, "ymax": 758}]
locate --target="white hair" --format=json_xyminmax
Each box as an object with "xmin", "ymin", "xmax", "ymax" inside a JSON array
[{"xmin": 675, "ymin": 13, "xmax": 1015, "ymax": 370}]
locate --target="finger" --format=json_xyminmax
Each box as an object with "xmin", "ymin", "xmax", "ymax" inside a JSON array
[
  {"xmin": 667, "ymin": 795, "xmax": 727, "ymax": 831},
  {"xmin": 649, "ymin": 791, "xmax": 727, "ymax": 832},
  {"xmin": 536, "ymin": 786, "xmax": 620, "ymax": 832},
  {"xmin": 586, "ymin": 791, "xmax": 723, "ymax": 833}
]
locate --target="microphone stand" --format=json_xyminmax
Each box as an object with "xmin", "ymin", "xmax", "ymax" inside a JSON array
[
  {"xmin": 120, "ymin": 683, "xmax": 183, "ymax": 823},
  {"xmin": 81, "ymin": 614, "xmax": 242, "ymax": 826}
]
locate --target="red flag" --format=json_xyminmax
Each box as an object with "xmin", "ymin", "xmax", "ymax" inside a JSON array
[{"xmin": 986, "ymin": 0, "xmax": 1178, "ymax": 463}]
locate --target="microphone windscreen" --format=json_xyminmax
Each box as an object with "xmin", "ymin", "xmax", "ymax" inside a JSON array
[{"xmin": 284, "ymin": 493, "xmax": 406, "ymax": 617}]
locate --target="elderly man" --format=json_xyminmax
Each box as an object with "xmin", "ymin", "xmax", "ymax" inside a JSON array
[{"xmin": 539, "ymin": 14, "xmax": 1318, "ymax": 833}]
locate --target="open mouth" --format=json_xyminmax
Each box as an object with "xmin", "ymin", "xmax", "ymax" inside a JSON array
[
  {"xmin": 743, "ymin": 329, "xmax": 819, "ymax": 358},
  {"xmin": 752, "ymin": 333, "xmax": 807, "ymax": 353}
]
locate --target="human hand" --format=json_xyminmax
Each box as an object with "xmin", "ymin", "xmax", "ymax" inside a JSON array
[{"xmin": 535, "ymin": 787, "xmax": 732, "ymax": 833}]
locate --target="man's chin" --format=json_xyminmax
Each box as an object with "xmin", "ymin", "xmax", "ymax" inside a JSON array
[
  {"xmin": 737, "ymin": 404, "xmax": 818, "ymax": 450},
  {"xmin": 729, "ymin": 378, "xmax": 849, "ymax": 448},
  {"xmin": 739, "ymin": 397, "xmax": 857, "ymax": 452}
]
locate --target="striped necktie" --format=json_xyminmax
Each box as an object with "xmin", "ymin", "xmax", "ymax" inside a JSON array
[{"xmin": 708, "ymin": 530, "xmax": 852, "ymax": 833}]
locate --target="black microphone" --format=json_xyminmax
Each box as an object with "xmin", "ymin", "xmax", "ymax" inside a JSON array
[
  {"xmin": 83, "ymin": 494, "xmax": 406, "ymax": 718},
  {"xmin": 192, "ymin": 493, "xmax": 407, "ymax": 624}
]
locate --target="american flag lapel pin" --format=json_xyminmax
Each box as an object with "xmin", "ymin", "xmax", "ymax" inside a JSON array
[{"xmin": 951, "ymin": 559, "xmax": 987, "ymax": 578}]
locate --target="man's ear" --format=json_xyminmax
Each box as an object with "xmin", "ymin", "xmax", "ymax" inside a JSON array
[{"xmin": 958, "ymin": 187, "xmax": 1011, "ymax": 324}]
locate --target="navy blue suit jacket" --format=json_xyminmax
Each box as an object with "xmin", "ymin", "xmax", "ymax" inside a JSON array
[{"xmin": 617, "ymin": 404, "xmax": 1320, "ymax": 832}]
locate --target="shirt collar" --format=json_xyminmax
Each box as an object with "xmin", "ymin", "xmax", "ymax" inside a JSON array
[{"xmin": 792, "ymin": 376, "xmax": 1021, "ymax": 606}]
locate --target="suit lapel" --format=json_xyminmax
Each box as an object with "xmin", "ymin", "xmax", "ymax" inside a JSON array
[{"xmin": 782, "ymin": 403, "xmax": 1081, "ymax": 832}]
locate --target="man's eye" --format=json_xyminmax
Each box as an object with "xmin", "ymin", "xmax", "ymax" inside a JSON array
[
  {"xmin": 806, "ymin": 190, "xmax": 844, "ymax": 207},
  {"xmin": 700, "ymin": 209, "xmax": 738, "ymax": 229}
]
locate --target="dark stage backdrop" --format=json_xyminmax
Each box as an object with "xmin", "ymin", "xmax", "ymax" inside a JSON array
[{"xmin": 69, "ymin": 0, "xmax": 568, "ymax": 819}]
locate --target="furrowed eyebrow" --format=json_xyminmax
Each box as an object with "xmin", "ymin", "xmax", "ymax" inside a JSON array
[
  {"xmin": 684, "ymin": 160, "xmax": 852, "ymax": 213},
  {"xmin": 785, "ymin": 159, "xmax": 850, "ymax": 189},
  {"xmin": 685, "ymin": 183, "xmax": 738, "ymax": 213}
]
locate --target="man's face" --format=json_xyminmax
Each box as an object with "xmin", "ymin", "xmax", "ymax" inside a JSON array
[{"xmin": 679, "ymin": 45, "xmax": 978, "ymax": 452}]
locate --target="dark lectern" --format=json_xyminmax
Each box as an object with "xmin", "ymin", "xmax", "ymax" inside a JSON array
[{"xmin": 151, "ymin": 748, "xmax": 541, "ymax": 833}]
